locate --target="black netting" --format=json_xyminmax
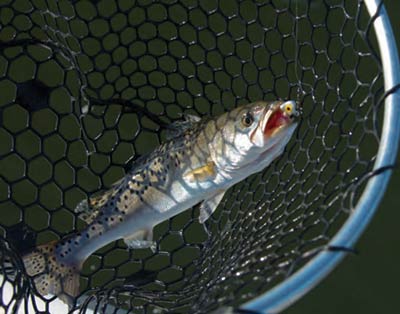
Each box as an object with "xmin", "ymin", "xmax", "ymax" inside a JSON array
[{"xmin": 0, "ymin": 0, "xmax": 393, "ymax": 313}]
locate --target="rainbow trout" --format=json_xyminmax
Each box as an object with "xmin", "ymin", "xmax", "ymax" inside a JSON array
[{"xmin": 22, "ymin": 100, "xmax": 300, "ymax": 304}]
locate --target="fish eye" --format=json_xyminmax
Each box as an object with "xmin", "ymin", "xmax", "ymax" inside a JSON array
[{"xmin": 241, "ymin": 112, "xmax": 254, "ymax": 127}]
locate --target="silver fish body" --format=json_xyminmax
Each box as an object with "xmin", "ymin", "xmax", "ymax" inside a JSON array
[{"xmin": 22, "ymin": 100, "xmax": 300, "ymax": 304}]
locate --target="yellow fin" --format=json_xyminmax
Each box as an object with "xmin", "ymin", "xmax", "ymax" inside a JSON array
[{"xmin": 184, "ymin": 161, "xmax": 216, "ymax": 182}]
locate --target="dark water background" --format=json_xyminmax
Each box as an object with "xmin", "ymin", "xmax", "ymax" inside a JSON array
[{"xmin": 285, "ymin": 2, "xmax": 400, "ymax": 313}]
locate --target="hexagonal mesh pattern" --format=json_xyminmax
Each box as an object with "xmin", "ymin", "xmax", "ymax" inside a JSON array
[{"xmin": 0, "ymin": 0, "xmax": 393, "ymax": 313}]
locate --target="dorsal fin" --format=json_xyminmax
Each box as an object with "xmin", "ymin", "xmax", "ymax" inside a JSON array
[
  {"xmin": 165, "ymin": 114, "xmax": 201, "ymax": 140},
  {"xmin": 74, "ymin": 194, "xmax": 108, "ymax": 225},
  {"xmin": 75, "ymin": 177, "xmax": 124, "ymax": 224}
]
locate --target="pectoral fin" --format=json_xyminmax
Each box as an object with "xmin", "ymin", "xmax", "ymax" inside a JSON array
[
  {"xmin": 123, "ymin": 229, "xmax": 156, "ymax": 251},
  {"xmin": 184, "ymin": 161, "xmax": 216, "ymax": 182},
  {"xmin": 199, "ymin": 190, "xmax": 226, "ymax": 223}
]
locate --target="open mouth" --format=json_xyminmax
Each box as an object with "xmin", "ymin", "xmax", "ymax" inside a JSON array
[{"xmin": 263, "ymin": 109, "xmax": 292, "ymax": 136}]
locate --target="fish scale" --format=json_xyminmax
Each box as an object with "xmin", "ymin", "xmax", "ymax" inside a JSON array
[{"xmin": 22, "ymin": 100, "xmax": 300, "ymax": 307}]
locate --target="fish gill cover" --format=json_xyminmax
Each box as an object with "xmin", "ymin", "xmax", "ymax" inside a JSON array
[{"xmin": 0, "ymin": 0, "xmax": 392, "ymax": 313}]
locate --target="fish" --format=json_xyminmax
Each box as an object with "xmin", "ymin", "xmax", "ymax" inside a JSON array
[{"xmin": 22, "ymin": 100, "xmax": 300, "ymax": 305}]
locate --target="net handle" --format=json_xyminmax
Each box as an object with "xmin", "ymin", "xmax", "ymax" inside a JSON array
[{"xmin": 240, "ymin": 1, "xmax": 400, "ymax": 313}]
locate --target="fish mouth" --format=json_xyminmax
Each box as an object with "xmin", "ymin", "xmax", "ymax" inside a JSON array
[{"xmin": 261, "ymin": 103, "xmax": 296, "ymax": 137}]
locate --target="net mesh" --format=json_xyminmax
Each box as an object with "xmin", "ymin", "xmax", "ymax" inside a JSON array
[{"xmin": 0, "ymin": 0, "xmax": 392, "ymax": 313}]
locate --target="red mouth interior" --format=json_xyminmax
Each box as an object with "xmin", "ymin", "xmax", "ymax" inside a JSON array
[{"xmin": 264, "ymin": 110, "xmax": 289, "ymax": 135}]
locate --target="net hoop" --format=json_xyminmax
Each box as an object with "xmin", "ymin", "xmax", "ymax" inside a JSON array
[{"xmin": 241, "ymin": 1, "xmax": 400, "ymax": 313}]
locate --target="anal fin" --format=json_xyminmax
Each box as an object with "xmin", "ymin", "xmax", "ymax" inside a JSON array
[{"xmin": 123, "ymin": 229, "xmax": 156, "ymax": 251}]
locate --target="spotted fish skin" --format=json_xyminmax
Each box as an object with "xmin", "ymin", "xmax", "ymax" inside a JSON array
[
  {"xmin": 22, "ymin": 100, "xmax": 300, "ymax": 305},
  {"xmin": 59, "ymin": 122, "xmax": 210, "ymax": 264}
]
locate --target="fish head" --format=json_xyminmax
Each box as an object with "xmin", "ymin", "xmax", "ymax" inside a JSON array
[{"xmin": 209, "ymin": 100, "xmax": 300, "ymax": 175}]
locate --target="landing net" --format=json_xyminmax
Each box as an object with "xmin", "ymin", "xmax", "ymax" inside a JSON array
[{"xmin": 0, "ymin": 1, "xmax": 399, "ymax": 313}]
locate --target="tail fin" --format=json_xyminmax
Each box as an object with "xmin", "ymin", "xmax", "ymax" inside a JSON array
[{"xmin": 22, "ymin": 241, "xmax": 81, "ymax": 306}]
